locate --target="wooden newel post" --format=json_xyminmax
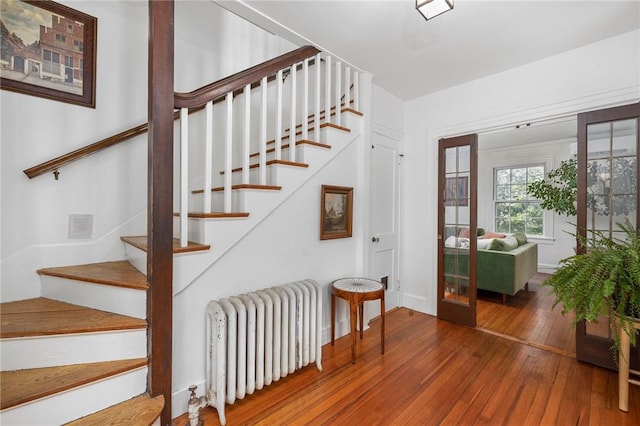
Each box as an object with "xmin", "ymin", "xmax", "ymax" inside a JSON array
[{"xmin": 148, "ymin": 1, "xmax": 174, "ymax": 424}]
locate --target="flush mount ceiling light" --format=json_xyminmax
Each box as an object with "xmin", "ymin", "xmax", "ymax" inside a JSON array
[{"xmin": 416, "ymin": 0, "xmax": 454, "ymax": 21}]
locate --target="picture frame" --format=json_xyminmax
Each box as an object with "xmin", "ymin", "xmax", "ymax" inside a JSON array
[
  {"xmin": 320, "ymin": 185, "xmax": 353, "ymax": 240},
  {"xmin": 0, "ymin": 0, "xmax": 97, "ymax": 108},
  {"xmin": 444, "ymin": 176, "xmax": 469, "ymax": 206}
]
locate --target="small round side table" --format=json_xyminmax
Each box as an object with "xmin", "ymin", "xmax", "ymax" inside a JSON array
[{"xmin": 331, "ymin": 277, "xmax": 385, "ymax": 364}]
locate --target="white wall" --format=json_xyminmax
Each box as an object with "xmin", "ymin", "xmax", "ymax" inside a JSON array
[
  {"xmin": 0, "ymin": 1, "xmax": 296, "ymax": 302},
  {"xmin": 402, "ymin": 30, "xmax": 640, "ymax": 315}
]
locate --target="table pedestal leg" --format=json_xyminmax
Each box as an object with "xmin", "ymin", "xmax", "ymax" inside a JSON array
[
  {"xmin": 350, "ymin": 301, "xmax": 358, "ymax": 364},
  {"xmin": 381, "ymin": 295, "xmax": 385, "ymax": 355},
  {"xmin": 359, "ymin": 302, "xmax": 364, "ymax": 339},
  {"xmin": 331, "ymin": 294, "xmax": 336, "ymax": 346}
]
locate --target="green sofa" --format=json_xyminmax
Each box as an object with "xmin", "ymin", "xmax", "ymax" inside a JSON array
[{"xmin": 444, "ymin": 240, "xmax": 538, "ymax": 302}]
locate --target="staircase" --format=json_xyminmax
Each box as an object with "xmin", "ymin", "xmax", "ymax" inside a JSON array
[{"xmin": 0, "ymin": 45, "xmax": 364, "ymax": 424}]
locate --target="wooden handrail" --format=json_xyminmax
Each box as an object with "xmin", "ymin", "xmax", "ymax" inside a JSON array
[
  {"xmin": 23, "ymin": 111, "xmax": 180, "ymax": 179},
  {"xmin": 174, "ymin": 45, "xmax": 320, "ymax": 109},
  {"xmin": 23, "ymin": 45, "xmax": 320, "ymax": 180}
]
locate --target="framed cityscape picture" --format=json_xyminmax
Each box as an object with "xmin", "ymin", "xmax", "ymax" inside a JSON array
[
  {"xmin": 0, "ymin": 0, "xmax": 97, "ymax": 107},
  {"xmin": 320, "ymin": 185, "xmax": 353, "ymax": 240}
]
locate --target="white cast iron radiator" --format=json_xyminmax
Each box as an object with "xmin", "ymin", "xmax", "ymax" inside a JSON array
[{"xmin": 206, "ymin": 279, "xmax": 323, "ymax": 425}]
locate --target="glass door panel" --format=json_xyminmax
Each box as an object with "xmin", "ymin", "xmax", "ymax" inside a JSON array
[
  {"xmin": 438, "ymin": 135, "xmax": 477, "ymax": 327},
  {"xmin": 577, "ymin": 103, "xmax": 639, "ymax": 370}
]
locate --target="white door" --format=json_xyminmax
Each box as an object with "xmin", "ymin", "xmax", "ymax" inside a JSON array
[{"xmin": 369, "ymin": 130, "xmax": 401, "ymax": 310}]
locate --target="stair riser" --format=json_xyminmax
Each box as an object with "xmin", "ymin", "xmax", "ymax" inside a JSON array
[
  {"xmin": 210, "ymin": 187, "xmax": 288, "ymax": 212},
  {"xmin": 1, "ymin": 330, "xmax": 146, "ymax": 370},
  {"xmin": 123, "ymin": 245, "xmax": 147, "ymax": 276},
  {"xmin": 123, "ymin": 242, "xmax": 218, "ymax": 294},
  {"xmin": 41, "ymin": 276, "xmax": 146, "ymax": 319},
  {"xmin": 0, "ymin": 367, "xmax": 147, "ymax": 426},
  {"xmin": 181, "ymin": 216, "xmax": 248, "ymax": 246}
]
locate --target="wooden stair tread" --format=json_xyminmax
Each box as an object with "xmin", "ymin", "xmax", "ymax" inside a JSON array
[
  {"xmin": 185, "ymin": 212, "xmax": 250, "ymax": 219},
  {"xmin": 37, "ymin": 261, "xmax": 147, "ymax": 290},
  {"xmin": 320, "ymin": 122, "xmax": 351, "ymax": 132},
  {"xmin": 342, "ymin": 107, "xmax": 363, "ymax": 116},
  {"xmin": 120, "ymin": 236, "xmax": 210, "ymax": 254},
  {"xmin": 211, "ymin": 183, "xmax": 282, "ymax": 192},
  {"xmin": 0, "ymin": 298, "xmax": 147, "ymax": 338},
  {"xmin": 280, "ymin": 103, "xmax": 361, "ymax": 134},
  {"xmin": 222, "ymin": 159, "xmax": 309, "ymax": 175},
  {"xmin": 65, "ymin": 393, "xmax": 164, "ymax": 426},
  {"xmin": 173, "ymin": 211, "xmax": 250, "ymax": 219},
  {"xmin": 250, "ymin": 139, "xmax": 331, "ymax": 158},
  {"xmin": 192, "ymin": 183, "xmax": 282, "ymax": 194},
  {"xmin": 0, "ymin": 358, "xmax": 147, "ymax": 410}
]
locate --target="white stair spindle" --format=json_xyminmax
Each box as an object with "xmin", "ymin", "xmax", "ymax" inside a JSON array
[
  {"xmin": 224, "ymin": 92, "xmax": 233, "ymax": 213},
  {"xmin": 289, "ymin": 63, "xmax": 297, "ymax": 163},
  {"xmin": 204, "ymin": 101, "xmax": 213, "ymax": 214},
  {"xmin": 315, "ymin": 53, "xmax": 321, "ymax": 139},
  {"xmin": 354, "ymin": 71, "xmax": 360, "ymax": 112},
  {"xmin": 302, "ymin": 58, "xmax": 309, "ymax": 142},
  {"xmin": 180, "ymin": 107, "xmax": 189, "ymax": 247},
  {"xmin": 345, "ymin": 66, "xmax": 351, "ymax": 112},
  {"xmin": 260, "ymin": 76, "xmax": 267, "ymax": 185},
  {"xmin": 335, "ymin": 61, "xmax": 342, "ymax": 127},
  {"xmin": 275, "ymin": 69, "xmax": 283, "ymax": 161},
  {"xmin": 325, "ymin": 56, "xmax": 331, "ymax": 126},
  {"xmin": 243, "ymin": 84, "xmax": 251, "ymax": 185}
]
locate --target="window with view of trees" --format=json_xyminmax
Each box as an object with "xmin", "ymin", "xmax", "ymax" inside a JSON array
[{"xmin": 494, "ymin": 165, "xmax": 544, "ymax": 235}]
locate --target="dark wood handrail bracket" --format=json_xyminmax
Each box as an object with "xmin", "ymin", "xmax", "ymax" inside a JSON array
[
  {"xmin": 174, "ymin": 45, "xmax": 320, "ymax": 109},
  {"xmin": 23, "ymin": 45, "xmax": 320, "ymax": 180}
]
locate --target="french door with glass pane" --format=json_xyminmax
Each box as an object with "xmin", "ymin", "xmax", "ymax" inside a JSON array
[
  {"xmin": 437, "ymin": 134, "xmax": 478, "ymax": 327},
  {"xmin": 576, "ymin": 103, "xmax": 640, "ymax": 370}
]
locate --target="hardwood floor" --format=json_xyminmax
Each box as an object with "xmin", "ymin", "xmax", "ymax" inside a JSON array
[
  {"xmin": 173, "ymin": 283, "xmax": 640, "ymax": 426},
  {"xmin": 477, "ymin": 273, "xmax": 576, "ymax": 356}
]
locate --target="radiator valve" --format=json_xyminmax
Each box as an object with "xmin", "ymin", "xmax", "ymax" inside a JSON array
[{"xmin": 187, "ymin": 385, "xmax": 209, "ymax": 426}]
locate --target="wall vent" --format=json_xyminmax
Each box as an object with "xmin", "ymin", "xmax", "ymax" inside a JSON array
[{"xmin": 68, "ymin": 214, "xmax": 93, "ymax": 239}]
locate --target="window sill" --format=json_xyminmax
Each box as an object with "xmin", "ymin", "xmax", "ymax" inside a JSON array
[{"xmin": 527, "ymin": 235, "xmax": 555, "ymax": 245}]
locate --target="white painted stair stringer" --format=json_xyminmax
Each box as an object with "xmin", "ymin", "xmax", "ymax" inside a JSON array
[
  {"xmin": 0, "ymin": 366, "xmax": 147, "ymax": 426},
  {"xmin": 1, "ymin": 329, "xmax": 147, "ymax": 370},
  {"xmin": 123, "ymin": 115, "xmax": 362, "ymax": 295},
  {"xmin": 175, "ymin": 121, "xmax": 362, "ymax": 295}
]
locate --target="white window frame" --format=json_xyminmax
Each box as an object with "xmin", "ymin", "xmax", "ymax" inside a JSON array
[
  {"xmin": 481, "ymin": 152, "xmax": 555, "ymax": 242},
  {"xmin": 494, "ymin": 163, "xmax": 545, "ymax": 236}
]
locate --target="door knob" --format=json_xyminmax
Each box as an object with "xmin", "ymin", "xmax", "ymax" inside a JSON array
[{"xmin": 372, "ymin": 237, "xmax": 380, "ymax": 243}]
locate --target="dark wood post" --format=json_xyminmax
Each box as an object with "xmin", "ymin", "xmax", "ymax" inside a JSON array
[{"xmin": 148, "ymin": 1, "xmax": 174, "ymax": 424}]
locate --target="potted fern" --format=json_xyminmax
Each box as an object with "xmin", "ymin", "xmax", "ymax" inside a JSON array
[
  {"xmin": 544, "ymin": 219, "xmax": 640, "ymax": 356},
  {"xmin": 527, "ymin": 158, "xmax": 640, "ymax": 357}
]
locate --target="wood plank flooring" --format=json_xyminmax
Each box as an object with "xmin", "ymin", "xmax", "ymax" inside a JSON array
[
  {"xmin": 477, "ymin": 273, "xmax": 576, "ymax": 355},
  {"xmin": 173, "ymin": 280, "xmax": 640, "ymax": 425}
]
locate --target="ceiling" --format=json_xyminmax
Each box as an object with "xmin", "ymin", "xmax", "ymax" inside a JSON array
[{"xmin": 224, "ymin": 0, "xmax": 640, "ymax": 101}]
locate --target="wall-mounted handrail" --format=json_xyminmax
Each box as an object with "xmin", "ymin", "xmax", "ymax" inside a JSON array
[
  {"xmin": 22, "ymin": 111, "xmax": 182, "ymax": 179},
  {"xmin": 174, "ymin": 45, "xmax": 320, "ymax": 109}
]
